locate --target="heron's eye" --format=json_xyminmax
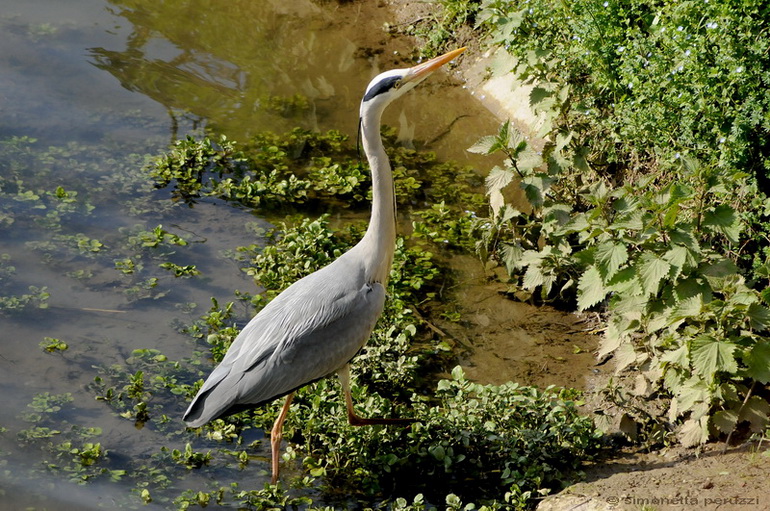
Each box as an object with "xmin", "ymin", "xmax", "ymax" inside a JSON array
[{"xmin": 393, "ymin": 79, "xmax": 402, "ymax": 89}]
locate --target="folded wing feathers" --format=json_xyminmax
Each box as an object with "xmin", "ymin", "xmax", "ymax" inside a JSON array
[{"xmin": 183, "ymin": 257, "xmax": 385, "ymax": 427}]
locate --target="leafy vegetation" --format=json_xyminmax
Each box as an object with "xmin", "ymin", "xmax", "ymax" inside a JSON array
[
  {"xmin": 465, "ymin": 0, "xmax": 770, "ymax": 447},
  {"xmin": 0, "ymin": 117, "xmax": 598, "ymax": 509}
]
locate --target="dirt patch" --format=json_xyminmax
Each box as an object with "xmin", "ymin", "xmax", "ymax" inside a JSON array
[{"xmin": 434, "ymin": 255, "xmax": 600, "ymax": 390}]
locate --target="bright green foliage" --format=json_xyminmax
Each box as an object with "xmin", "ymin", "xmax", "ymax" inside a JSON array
[
  {"xmin": 473, "ymin": 0, "xmax": 770, "ymax": 446},
  {"xmin": 274, "ymin": 367, "xmax": 597, "ymax": 505},
  {"xmin": 148, "ymin": 127, "xmax": 484, "ymax": 214}
]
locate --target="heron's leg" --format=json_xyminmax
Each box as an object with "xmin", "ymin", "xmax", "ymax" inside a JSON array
[
  {"xmin": 270, "ymin": 392, "xmax": 293, "ymax": 484},
  {"xmin": 338, "ymin": 364, "xmax": 416, "ymax": 426}
]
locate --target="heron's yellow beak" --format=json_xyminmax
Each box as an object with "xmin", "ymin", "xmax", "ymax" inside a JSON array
[{"xmin": 404, "ymin": 47, "xmax": 466, "ymax": 83}]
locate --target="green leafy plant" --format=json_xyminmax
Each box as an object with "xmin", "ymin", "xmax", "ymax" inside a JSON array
[{"xmin": 472, "ymin": 0, "xmax": 770, "ymax": 446}]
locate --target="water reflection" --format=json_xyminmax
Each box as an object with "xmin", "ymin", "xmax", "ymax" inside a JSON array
[{"xmin": 89, "ymin": 0, "xmax": 367, "ymax": 139}]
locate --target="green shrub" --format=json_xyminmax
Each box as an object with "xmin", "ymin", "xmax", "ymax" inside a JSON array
[{"xmin": 473, "ymin": 0, "xmax": 770, "ymax": 446}]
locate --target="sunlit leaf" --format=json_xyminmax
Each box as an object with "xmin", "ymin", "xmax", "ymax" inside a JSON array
[
  {"xmin": 576, "ymin": 265, "xmax": 606, "ymax": 311},
  {"xmin": 614, "ymin": 342, "xmax": 637, "ymax": 373},
  {"xmin": 670, "ymin": 294, "xmax": 703, "ymax": 322},
  {"xmin": 594, "ymin": 242, "xmax": 628, "ymax": 280},
  {"xmin": 467, "ymin": 135, "xmax": 498, "ymax": 155},
  {"xmin": 500, "ymin": 242, "xmax": 524, "ymax": 273},
  {"xmin": 485, "ymin": 166, "xmax": 515, "ymax": 218},
  {"xmin": 636, "ymin": 253, "xmax": 670, "ymax": 296},
  {"xmin": 678, "ymin": 416, "xmax": 709, "ymax": 447},
  {"xmin": 691, "ymin": 335, "xmax": 737, "ymax": 381}
]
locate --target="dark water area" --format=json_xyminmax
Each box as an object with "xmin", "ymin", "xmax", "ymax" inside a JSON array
[{"xmin": 0, "ymin": 0, "xmax": 498, "ymax": 508}]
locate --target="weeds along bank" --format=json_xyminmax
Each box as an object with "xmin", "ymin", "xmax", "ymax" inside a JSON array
[
  {"xmin": 410, "ymin": 0, "xmax": 770, "ymax": 449},
  {"xmin": 0, "ymin": 124, "xmax": 599, "ymax": 508}
]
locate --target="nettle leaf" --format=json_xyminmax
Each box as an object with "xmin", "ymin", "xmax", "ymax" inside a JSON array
[
  {"xmin": 577, "ymin": 265, "xmax": 607, "ymax": 311},
  {"xmin": 614, "ymin": 342, "xmax": 637, "ymax": 373},
  {"xmin": 703, "ymin": 204, "xmax": 741, "ymax": 244},
  {"xmin": 678, "ymin": 416, "xmax": 709, "ymax": 447},
  {"xmin": 500, "ymin": 242, "xmax": 525, "ymax": 273},
  {"xmin": 747, "ymin": 302, "xmax": 770, "ymax": 331},
  {"xmin": 743, "ymin": 341, "xmax": 770, "ymax": 384},
  {"xmin": 738, "ymin": 396, "xmax": 770, "ymax": 432},
  {"xmin": 661, "ymin": 345, "xmax": 688, "ymax": 368},
  {"xmin": 712, "ymin": 409, "xmax": 739, "ymax": 435},
  {"xmin": 675, "ymin": 376, "xmax": 709, "ymax": 414},
  {"xmin": 529, "ymin": 86, "xmax": 552, "ymax": 108},
  {"xmin": 609, "ymin": 209, "xmax": 644, "ymax": 231},
  {"xmin": 606, "ymin": 266, "xmax": 641, "ymax": 295},
  {"xmin": 691, "ymin": 335, "xmax": 738, "ymax": 381},
  {"xmin": 485, "ymin": 166, "xmax": 515, "ymax": 218},
  {"xmin": 468, "ymin": 135, "xmax": 498, "ymax": 155},
  {"xmin": 595, "ymin": 242, "xmax": 628, "ymax": 280},
  {"xmin": 663, "ymin": 245, "xmax": 692, "ymax": 281},
  {"xmin": 520, "ymin": 175, "xmax": 555, "ymax": 208},
  {"xmin": 636, "ymin": 253, "xmax": 671, "ymax": 297},
  {"xmin": 522, "ymin": 263, "xmax": 545, "ymax": 291},
  {"xmin": 670, "ymin": 294, "xmax": 703, "ymax": 322},
  {"xmin": 669, "ymin": 227, "xmax": 701, "ymax": 252}
]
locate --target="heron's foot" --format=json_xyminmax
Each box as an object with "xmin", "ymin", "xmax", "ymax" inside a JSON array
[{"xmin": 347, "ymin": 410, "xmax": 418, "ymax": 427}]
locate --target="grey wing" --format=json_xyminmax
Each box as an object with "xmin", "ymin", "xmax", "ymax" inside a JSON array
[{"xmin": 183, "ymin": 261, "xmax": 386, "ymax": 427}]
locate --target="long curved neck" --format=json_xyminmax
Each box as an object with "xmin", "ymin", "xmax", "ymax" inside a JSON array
[{"xmin": 358, "ymin": 104, "xmax": 397, "ymax": 284}]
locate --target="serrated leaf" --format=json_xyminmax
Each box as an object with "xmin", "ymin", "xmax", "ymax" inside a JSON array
[
  {"xmin": 614, "ymin": 342, "xmax": 637, "ymax": 373},
  {"xmin": 577, "ymin": 265, "xmax": 607, "ymax": 311},
  {"xmin": 747, "ymin": 302, "xmax": 770, "ymax": 331},
  {"xmin": 605, "ymin": 266, "xmax": 641, "ymax": 295},
  {"xmin": 691, "ymin": 335, "xmax": 738, "ymax": 381},
  {"xmin": 595, "ymin": 242, "xmax": 628, "ymax": 280},
  {"xmin": 669, "ymin": 227, "xmax": 700, "ymax": 252},
  {"xmin": 703, "ymin": 204, "xmax": 741, "ymax": 244},
  {"xmin": 485, "ymin": 166, "xmax": 515, "ymax": 218},
  {"xmin": 702, "ymin": 258, "xmax": 739, "ymax": 277},
  {"xmin": 675, "ymin": 376, "xmax": 708, "ymax": 414},
  {"xmin": 760, "ymin": 286, "xmax": 770, "ymax": 305},
  {"xmin": 636, "ymin": 253, "xmax": 671, "ymax": 296},
  {"xmin": 522, "ymin": 263, "xmax": 545, "ymax": 291},
  {"xmin": 500, "ymin": 242, "xmax": 524, "ymax": 273},
  {"xmin": 609, "ymin": 209, "xmax": 644, "ymax": 231},
  {"xmin": 670, "ymin": 294, "xmax": 703, "ymax": 322},
  {"xmin": 660, "ymin": 345, "xmax": 689, "ymax": 367},
  {"xmin": 712, "ymin": 409, "xmax": 738, "ymax": 435},
  {"xmin": 678, "ymin": 417, "xmax": 709, "ymax": 447},
  {"xmin": 738, "ymin": 396, "xmax": 770, "ymax": 432},
  {"xmin": 743, "ymin": 342, "xmax": 770, "ymax": 384},
  {"xmin": 663, "ymin": 245, "xmax": 691, "ymax": 281},
  {"xmin": 520, "ymin": 175, "xmax": 555, "ymax": 208},
  {"xmin": 529, "ymin": 86, "xmax": 552, "ymax": 107},
  {"xmin": 598, "ymin": 321, "xmax": 623, "ymax": 359},
  {"xmin": 468, "ymin": 135, "xmax": 498, "ymax": 155}
]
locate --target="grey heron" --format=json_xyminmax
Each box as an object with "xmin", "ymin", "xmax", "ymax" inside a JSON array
[{"xmin": 183, "ymin": 47, "xmax": 466, "ymax": 484}]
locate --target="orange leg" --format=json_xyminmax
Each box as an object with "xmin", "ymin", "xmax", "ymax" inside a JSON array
[
  {"xmin": 270, "ymin": 393, "xmax": 293, "ymax": 484},
  {"xmin": 338, "ymin": 364, "xmax": 416, "ymax": 426}
]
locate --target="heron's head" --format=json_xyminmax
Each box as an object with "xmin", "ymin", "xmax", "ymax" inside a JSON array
[{"xmin": 360, "ymin": 47, "xmax": 466, "ymax": 116}]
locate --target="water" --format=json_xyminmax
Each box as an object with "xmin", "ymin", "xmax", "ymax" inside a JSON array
[{"xmin": 0, "ymin": 0, "xmax": 497, "ymax": 507}]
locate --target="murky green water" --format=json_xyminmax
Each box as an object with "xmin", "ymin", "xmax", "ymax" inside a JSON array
[{"xmin": 0, "ymin": 0, "xmax": 496, "ymax": 508}]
